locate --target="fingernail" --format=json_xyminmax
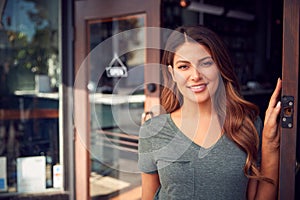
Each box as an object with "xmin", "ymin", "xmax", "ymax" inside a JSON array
[{"xmin": 276, "ymin": 101, "xmax": 281, "ymax": 108}]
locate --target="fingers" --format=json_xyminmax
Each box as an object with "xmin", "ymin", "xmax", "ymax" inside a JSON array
[
  {"xmin": 267, "ymin": 101, "xmax": 281, "ymax": 124},
  {"xmin": 263, "ymin": 101, "xmax": 281, "ymax": 142},
  {"xmin": 265, "ymin": 78, "xmax": 282, "ymax": 125},
  {"xmin": 268, "ymin": 78, "xmax": 282, "ymax": 109},
  {"xmin": 262, "ymin": 79, "xmax": 282, "ymax": 149}
]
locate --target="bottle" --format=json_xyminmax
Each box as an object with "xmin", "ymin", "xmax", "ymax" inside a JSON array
[{"xmin": 46, "ymin": 156, "xmax": 53, "ymax": 188}]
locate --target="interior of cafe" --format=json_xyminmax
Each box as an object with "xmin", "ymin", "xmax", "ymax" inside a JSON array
[{"xmin": 0, "ymin": 0, "xmax": 298, "ymax": 200}]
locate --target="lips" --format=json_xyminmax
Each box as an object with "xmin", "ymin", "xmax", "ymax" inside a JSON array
[{"xmin": 188, "ymin": 83, "xmax": 207, "ymax": 92}]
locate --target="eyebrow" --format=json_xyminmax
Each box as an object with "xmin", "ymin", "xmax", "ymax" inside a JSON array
[{"xmin": 174, "ymin": 56, "xmax": 212, "ymax": 65}]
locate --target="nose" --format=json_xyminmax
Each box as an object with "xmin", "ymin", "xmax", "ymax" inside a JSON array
[{"xmin": 191, "ymin": 67, "xmax": 202, "ymax": 81}]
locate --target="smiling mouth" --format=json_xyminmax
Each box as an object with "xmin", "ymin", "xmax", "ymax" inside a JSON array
[{"xmin": 188, "ymin": 84, "xmax": 207, "ymax": 92}]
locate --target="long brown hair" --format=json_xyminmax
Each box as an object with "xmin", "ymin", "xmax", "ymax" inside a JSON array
[{"xmin": 161, "ymin": 25, "xmax": 268, "ymax": 182}]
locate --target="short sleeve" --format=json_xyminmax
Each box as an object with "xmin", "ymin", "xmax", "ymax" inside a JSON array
[
  {"xmin": 138, "ymin": 122, "xmax": 158, "ymax": 174},
  {"xmin": 254, "ymin": 116, "xmax": 263, "ymax": 167}
]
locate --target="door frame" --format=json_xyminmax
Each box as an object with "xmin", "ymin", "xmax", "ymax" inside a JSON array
[
  {"xmin": 74, "ymin": 0, "xmax": 161, "ymax": 199},
  {"xmin": 279, "ymin": 0, "xmax": 299, "ymax": 199}
]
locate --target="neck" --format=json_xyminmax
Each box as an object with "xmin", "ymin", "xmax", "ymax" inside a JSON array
[
  {"xmin": 171, "ymin": 99, "xmax": 223, "ymax": 148},
  {"xmin": 180, "ymin": 98, "xmax": 215, "ymax": 118}
]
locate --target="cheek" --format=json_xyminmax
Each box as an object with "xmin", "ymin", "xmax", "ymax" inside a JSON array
[
  {"xmin": 203, "ymin": 69, "xmax": 221, "ymax": 91},
  {"xmin": 202, "ymin": 66, "xmax": 220, "ymax": 81},
  {"xmin": 173, "ymin": 71, "xmax": 187, "ymax": 83}
]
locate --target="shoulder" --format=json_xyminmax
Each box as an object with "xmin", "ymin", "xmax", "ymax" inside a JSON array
[
  {"xmin": 139, "ymin": 114, "xmax": 170, "ymax": 138},
  {"xmin": 144, "ymin": 113, "xmax": 169, "ymax": 125},
  {"xmin": 254, "ymin": 116, "xmax": 263, "ymax": 131},
  {"xmin": 254, "ymin": 116, "xmax": 263, "ymax": 139},
  {"xmin": 138, "ymin": 114, "xmax": 172, "ymax": 156}
]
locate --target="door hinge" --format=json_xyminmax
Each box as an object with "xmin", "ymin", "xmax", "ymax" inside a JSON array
[{"xmin": 281, "ymin": 96, "xmax": 294, "ymax": 128}]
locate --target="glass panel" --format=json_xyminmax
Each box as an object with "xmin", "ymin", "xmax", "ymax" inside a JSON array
[
  {"xmin": 88, "ymin": 14, "xmax": 145, "ymax": 198},
  {"xmin": 0, "ymin": 0, "xmax": 61, "ymax": 194}
]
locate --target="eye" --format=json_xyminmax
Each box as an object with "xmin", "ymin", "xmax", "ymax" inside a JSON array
[
  {"xmin": 177, "ymin": 65, "xmax": 189, "ymax": 70},
  {"xmin": 199, "ymin": 60, "xmax": 214, "ymax": 67}
]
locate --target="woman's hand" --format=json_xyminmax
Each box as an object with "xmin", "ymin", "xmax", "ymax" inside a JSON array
[
  {"xmin": 250, "ymin": 78, "xmax": 282, "ymax": 200},
  {"xmin": 263, "ymin": 78, "xmax": 282, "ymax": 152}
]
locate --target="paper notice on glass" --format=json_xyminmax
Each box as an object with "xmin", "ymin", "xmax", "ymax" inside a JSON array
[
  {"xmin": 0, "ymin": 157, "xmax": 7, "ymax": 192},
  {"xmin": 17, "ymin": 156, "xmax": 46, "ymax": 193},
  {"xmin": 53, "ymin": 164, "xmax": 63, "ymax": 188}
]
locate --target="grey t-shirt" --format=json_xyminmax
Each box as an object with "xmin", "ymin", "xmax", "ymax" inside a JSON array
[{"xmin": 138, "ymin": 114, "xmax": 262, "ymax": 200}]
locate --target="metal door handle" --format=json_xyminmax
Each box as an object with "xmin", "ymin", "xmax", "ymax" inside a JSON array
[{"xmin": 141, "ymin": 111, "xmax": 154, "ymax": 124}]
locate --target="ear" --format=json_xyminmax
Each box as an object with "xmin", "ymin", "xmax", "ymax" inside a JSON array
[{"xmin": 168, "ymin": 65, "xmax": 175, "ymax": 81}]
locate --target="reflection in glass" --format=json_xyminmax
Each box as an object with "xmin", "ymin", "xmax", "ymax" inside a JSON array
[
  {"xmin": 88, "ymin": 14, "xmax": 145, "ymax": 198},
  {"xmin": 0, "ymin": 0, "xmax": 60, "ymax": 194}
]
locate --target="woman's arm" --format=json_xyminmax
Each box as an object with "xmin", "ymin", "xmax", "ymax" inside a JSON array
[
  {"xmin": 248, "ymin": 78, "xmax": 282, "ymax": 200},
  {"xmin": 141, "ymin": 172, "xmax": 160, "ymax": 200}
]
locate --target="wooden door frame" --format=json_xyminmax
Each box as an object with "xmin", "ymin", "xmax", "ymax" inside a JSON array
[
  {"xmin": 279, "ymin": 0, "xmax": 299, "ymax": 199},
  {"xmin": 74, "ymin": 0, "xmax": 161, "ymax": 199}
]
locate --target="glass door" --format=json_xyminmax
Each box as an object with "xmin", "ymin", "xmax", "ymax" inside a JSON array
[
  {"xmin": 74, "ymin": 0, "xmax": 161, "ymax": 199},
  {"xmin": 88, "ymin": 14, "xmax": 146, "ymax": 198}
]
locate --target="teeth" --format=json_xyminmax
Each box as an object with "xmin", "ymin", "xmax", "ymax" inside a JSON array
[
  {"xmin": 189, "ymin": 84, "xmax": 207, "ymax": 92},
  {"xmin": 191, "ymin": 85, "xmax": 205, "ymax": 89}
]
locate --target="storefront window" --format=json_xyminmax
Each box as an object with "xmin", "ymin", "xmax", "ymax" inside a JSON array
[{"xmin": 0, "ymin": 0, "xmax": 61, "ymax": 194}]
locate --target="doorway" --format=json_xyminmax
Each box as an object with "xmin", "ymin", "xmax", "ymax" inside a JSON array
[{"xmin": 74, "ymin": 0, "xmax": 161, "ymax": 199}]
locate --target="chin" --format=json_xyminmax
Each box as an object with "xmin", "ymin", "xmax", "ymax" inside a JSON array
[{"xmin": 186, "ymin": 95, "xmax": 211, "ymax": 104}]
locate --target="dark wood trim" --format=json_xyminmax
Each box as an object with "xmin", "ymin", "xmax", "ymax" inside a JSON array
[
  {"xmin": 74, "ymin": 0, "xmax": 161, "ymax": 199},
  {"xmin": 74, "ymin": 0, "xmax": 90, "ymax": 198},
  {"xmin": 61, "ymin": 0, "xmax": 75, "ymax": 199},
  {"xmin": 279, "ymin": 0, "xmax": 299, "ymax": 199},
  {"xmin": 0, "ymin": 109, "xmax": 58, "ymax": 120}
]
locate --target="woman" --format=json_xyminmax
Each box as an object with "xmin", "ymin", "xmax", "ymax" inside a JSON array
[{"xmin": 138, "ymin": 25, "xmax": 281, "ymax": 200}]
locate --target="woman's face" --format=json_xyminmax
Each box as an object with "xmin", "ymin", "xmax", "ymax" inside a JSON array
[{"xmin": 169, "ymin": 42, "xmax": 220, "ymax": 105}]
